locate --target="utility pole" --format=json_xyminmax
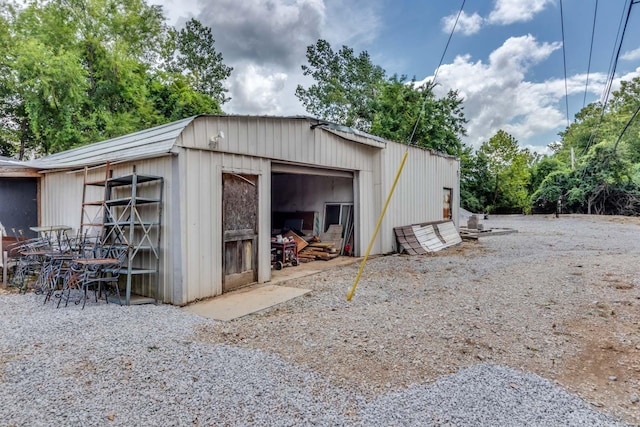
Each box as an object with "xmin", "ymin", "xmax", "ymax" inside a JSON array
[{"xmin": 571, "ymin": 147, "xmax": 575, "ymax": 170}]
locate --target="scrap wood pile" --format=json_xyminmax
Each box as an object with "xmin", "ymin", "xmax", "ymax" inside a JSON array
[
  {"xmin": 298, "ymin": 242, "xmax": 340, "ymax": 261},
  {"xmin": 286, "ymin": 224, "xmax": 343, "ymax": 262}
]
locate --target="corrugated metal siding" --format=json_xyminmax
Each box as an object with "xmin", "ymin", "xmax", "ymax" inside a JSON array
[
  {"xmin": 177, "ymin": 116, "xmax": 384, "ymax": 290},
  {"xmin": 177, "ymin": 116, "xmax": 457, "ymax": 263},
  {"xmin": 40, "ymin": 170, "xmax": 84, "ymax": 232},
  {"xmin": 179, "ymin": 148, "xmax": 271, "ymax": 303},
  {"xmin": 39, "ymin": 157, "xmax": 176, "ymax": 303},
  {"xmin": 377, "ymin": 143, "xmax": 460, "ymax": 253},
  {"xmin": 178, "ymin": 116, "xmax": 378, "ymax": 173},
  {"xmin": 354, "ymin": 170, "xmax": 377, "ymax": 256}
]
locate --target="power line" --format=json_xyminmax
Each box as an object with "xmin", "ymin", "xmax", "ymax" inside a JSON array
[
  {"xmin": 559, "ymin": 0, "xmax": 570, "ymax": 127},
  {"xmin": 574, "ymin": 0, "xmax": 638, "ymax": 193},
  {"xmin": 580, "ymin": 0, "xmax": 633, "ymax": 157},
  {"xmin": 408, "ymin": 0, "xmax": 465, "ymax": 144},
  {"xmin": 613, "ymin": 101, "xmax": 640, "ymax": 153},
  {"xmin": 600, "ymin": 0, "xmax": 633, "ymax": 110},
  {"xmin": 582, "ymin": 0, "xmax": 598, "ymax": 108},
  {"xmin": 611, "ymin": 0, "xmax": 640, "ymax": 154},
  {"xmin": 432, "ymin": 0, "xmax": 465, "ymax": 85}
]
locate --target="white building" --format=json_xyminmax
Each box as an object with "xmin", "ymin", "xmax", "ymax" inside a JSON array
[{"xmin": 25, "ymin": 115, "xmax": 459, "ymax": 305}]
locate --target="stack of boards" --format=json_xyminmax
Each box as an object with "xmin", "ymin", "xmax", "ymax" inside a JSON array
[
  {"xmin": 298, "ymin": 242, "xmax": 340, "ymax": 261},
  {"xmin": 293, "ymin": 224, "xmax": 343, "ymax": 262}
]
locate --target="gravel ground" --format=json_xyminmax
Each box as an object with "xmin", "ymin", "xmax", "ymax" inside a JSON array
[{"xmin": 1, "ymin": 214, "xmax": 638, "ymax": 426}]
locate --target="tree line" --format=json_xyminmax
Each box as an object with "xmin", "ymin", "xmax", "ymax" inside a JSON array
[
  {"xmin": 295, "ymin": 40, "xmax": 640, "ymax": 216},
  {"xmin": 2, "ymin": 0, "xmax": 638, "ymax": 216}
]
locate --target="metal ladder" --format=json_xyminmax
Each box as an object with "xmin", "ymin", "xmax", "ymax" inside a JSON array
[{"xmin": 79, "ymin": 162, "xmax": 111, "ymax": 242}]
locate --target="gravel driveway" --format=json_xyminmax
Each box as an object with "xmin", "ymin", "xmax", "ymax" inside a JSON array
[{"xmin": 1, "ymin": 214, "xmax": 638, "ymax": 426}]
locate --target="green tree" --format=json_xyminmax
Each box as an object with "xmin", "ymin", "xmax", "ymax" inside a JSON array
[
  {"xmin": 554, "ymin": 77, "xmax": 640, "ymax": 166},
  {"xmin": 478, "ymin": 130, "xmax": 532, "ymax": 213},
  {"xmin": 574, "ymin": 141, "xmax": 635, "ymax": 214},
  {"xmin": 148, "ymin": 73, "xmax": 222, "ymax": 120},
  {"xmin": 370, "ymin": 75, "xmax": 467, "ymax": 156},
  {"xmin": 297, "ymin": 41, "xmax": 468, "ymax": 157},
  {"xmin": 533, "ymin": 141, "xmax": 639, "ymax": 215},
  {"xmin": 166, "ymin": 18, "xmax": 232, "ymax": 104},
  {"xmin": 295, "ymin": 39, "xmax": 386, "ymax": 129},
  {"xmin": 554, "ymin": 102, "xmax": 603, "ymax": 165},
  {"xmin": 0, "ymin": 7, "xmax": 22, "ymax": 157},
  {"xmin": 608, "ymin": 78, "xmax": 640, "ymax": 162},
  {"xmin": 529, "ymin": 156, "xmax": 568, "ymax": 194},
  {"xmin": 0, "ymin": 0, "xmax": 230, "ymax": 158},
  {"xmin": 533, "ymin": 75, "xmax": 640, "ymax": 215},
  {"xmin": 459, "ymin": 146, "xmax": 492, "ymax": 212},
  {"xmin": 531, "ymin": 169, "xmax": 573, "ymax": 212}
]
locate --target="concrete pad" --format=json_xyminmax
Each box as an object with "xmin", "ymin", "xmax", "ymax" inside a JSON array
[
  {"xmin": 184, "ymin": 284, "xmax": 311, "ymax": 321},
  {"xmin": 270, "ymin": 267, "xmax": 321, "ymax": 284},
  {"xmin": 270, "ymin": 256, "xmax": 361, "ymax": 285}
]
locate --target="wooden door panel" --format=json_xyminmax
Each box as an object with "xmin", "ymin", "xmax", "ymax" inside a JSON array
[{"xmin": 222, "ymin": 174, "xmax": 258, "ymax": 293}]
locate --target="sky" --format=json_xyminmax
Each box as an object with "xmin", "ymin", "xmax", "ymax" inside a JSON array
[{"xmin": 149, "ymin": 0, "xmax": 640, "ymax": 153}]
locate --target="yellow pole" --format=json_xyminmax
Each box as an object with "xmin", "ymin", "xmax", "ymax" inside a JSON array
[{"xmin": 347, "ymin": 150, "xmax": 408, "ymax": 301}]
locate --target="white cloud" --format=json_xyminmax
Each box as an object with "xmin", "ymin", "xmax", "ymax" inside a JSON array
[
  {"xmin": 226, "ymin": 64, "xmax": 289, "ymax": 114},
  {"xmin": 148, "ymin": 0, "xmax": 200, "ymax": 26},
  {"xmin": 324, "ymin": 0, "xmax": 383, "ymax": 46},
  {"xmin": 488, "ymin": 34, "xmax": 561, "ymax": 72},
  {"xmin": 606, "ymin": 67, "xmax": 640, "ymax": 100},
  {"xmin": 524, "ymin": 144, "xmax": 554, "ymax": 156},
  {"xmin": 189, "ymin": 0, "xmax": 383, "ymax": 117},
  {"xmin": 197, "ymin": 0, "xmax": 326, "ymax": 68},
  {"xmin": 442, "ymin": 0, "xmax": 553, "ymax": 36},
  {"xmin": 417, "ymin": 35, "xmax": 582, "ymax": 149},
  {"xmin": 441, "ymin": 11, "xmax": 484, "ymax": 36},
  {"xmin": 487, "ymin": 0, "xmax": 555, "ymax": 25},
  {"xmin": 621, "ymin": 47, "xmax": 640, "ymax": 61}
]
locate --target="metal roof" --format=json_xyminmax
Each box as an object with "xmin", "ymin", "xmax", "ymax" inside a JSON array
[
  {"xmin": 0, "ymin": 156, "xmax": 24, "ymax": 167},
  {"xmin": 321, "ymin": 126, "xmax": 386, "ymax": 149},
  {"xmin": 24, "ymin": 115, "xmax": 391, "ymax": 170},
  {"xmin": 293, "ymin": 116, "xmax": 455, "ymax": 158},
  {"xmin": 26, "ymin": 116, "xmax": 196, "ymax": 170},
  {"xmin": 17, "ymin": 114, "xmax": 453, "ymax": 171}
]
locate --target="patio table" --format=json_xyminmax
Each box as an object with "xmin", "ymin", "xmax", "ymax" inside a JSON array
[{"xmin": 30, "ymin": 226, "xmax": 72, "ymax": 252}]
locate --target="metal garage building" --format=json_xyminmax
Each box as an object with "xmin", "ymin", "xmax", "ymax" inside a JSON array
[{"xmin": 25, "ymin": 115, "xmax": 459, "ymax": 305}]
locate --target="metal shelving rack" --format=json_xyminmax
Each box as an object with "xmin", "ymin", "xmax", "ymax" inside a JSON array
[{"xmin": 102, "ymin": 172, "xmax": 164, "ymax": 305}]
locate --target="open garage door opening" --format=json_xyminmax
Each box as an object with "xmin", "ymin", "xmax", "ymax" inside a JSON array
[{"xmin": 271, "ymin": 163, "xmax": 356, "ymax": 265}]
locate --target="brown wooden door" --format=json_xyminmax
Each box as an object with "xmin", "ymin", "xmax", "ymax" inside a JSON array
[
  {"xmin": 443, "ymin": 188, "xmax": 452, "ymax": 220},
  {"xmin": 222, "ymin": 174, "xmax": 258, "ymax": 292}
]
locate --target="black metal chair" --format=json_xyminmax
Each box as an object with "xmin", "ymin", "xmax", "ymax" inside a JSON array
[
  {"xmin": 56, "ymin": 243, "xmax": 128, "ymax": 309},
  {"xmin": 7, "ymin": 229, "xmax": 52, "ymax": 292}
]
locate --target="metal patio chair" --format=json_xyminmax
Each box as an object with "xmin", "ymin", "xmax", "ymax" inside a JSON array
[
  {"xmin": 56, "ymin": 243, "xmax": 128, "ymax": 309},
  {"xmin": 7, "ymin": 229, "xmax": 52, "ymax": 293}
]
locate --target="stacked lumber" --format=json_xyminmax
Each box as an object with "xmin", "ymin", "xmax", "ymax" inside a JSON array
[{"xmin": 298, "ymin": 241, "xmax": 340, "ymax": 261}]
